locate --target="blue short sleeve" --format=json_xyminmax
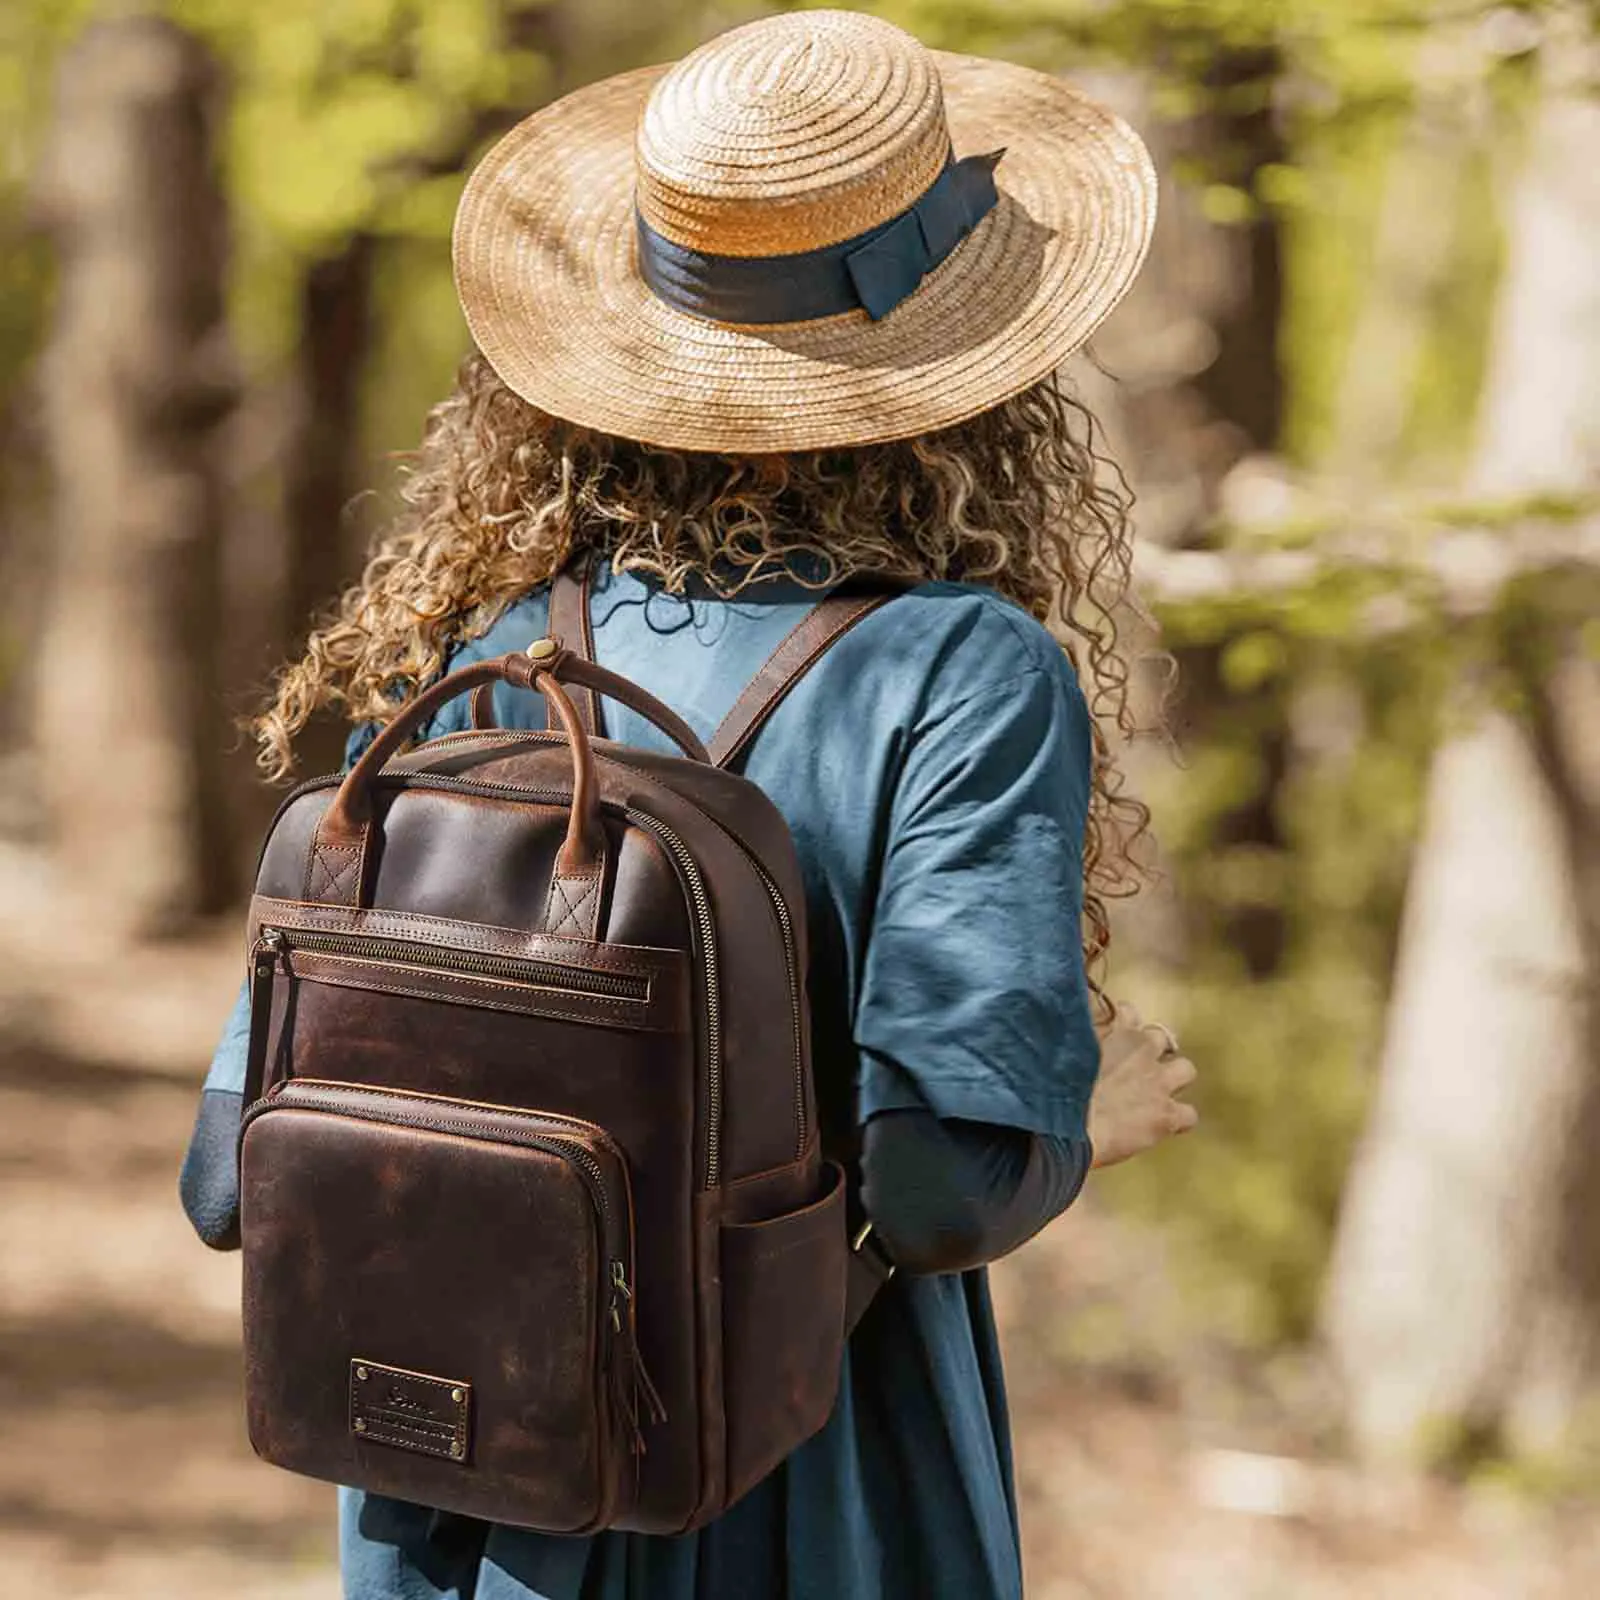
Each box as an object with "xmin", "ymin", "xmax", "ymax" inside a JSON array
[{"xmin": 854, "ymin": 660, "xmax": 1100, "ymax": 1141}]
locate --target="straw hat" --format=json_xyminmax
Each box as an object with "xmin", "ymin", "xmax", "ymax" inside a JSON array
[{"xmin": 452, "ymin": 8, "xmax": 1156, "ymax": 454}]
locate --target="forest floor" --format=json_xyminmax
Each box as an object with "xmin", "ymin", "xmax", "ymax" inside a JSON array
[{"xmin": 3, "ymin": 843, "xmax": 1598, "ymax": 1599}]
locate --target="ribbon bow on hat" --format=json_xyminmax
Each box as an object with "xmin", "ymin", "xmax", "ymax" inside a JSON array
[
  {"xmin": 845, "ymin": 150, "xmax": 1006, "ymax": 321},
  {"xmin": 636, "ymin": 148, "xmax": 1008, "ymax": 327}
]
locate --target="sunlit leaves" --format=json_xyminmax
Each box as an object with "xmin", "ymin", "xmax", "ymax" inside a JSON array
[{"xmin": 169, "ymin": 1, "xmax": 554, "ymax": 251}]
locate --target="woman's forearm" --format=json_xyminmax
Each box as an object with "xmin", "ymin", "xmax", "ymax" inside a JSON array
[{"xmin": 859, "ymin": 1107, "xmax": 1090, "ymax": 1276}]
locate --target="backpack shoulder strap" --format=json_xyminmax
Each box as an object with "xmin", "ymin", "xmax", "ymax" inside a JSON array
[
  {"xmin": 466, "ymin": 555, "xmax": 602, "ymax": 735},
  {"xmin": 529, "ymin": 560, "xmax": 900, "ymax": 770},
  {"xmin": 707, "ymin": 588, "xmax": 899, "ymax": 769},
  {"xmin": 546, "ymin": 557, "xmax": 602, "ymax": 735}
]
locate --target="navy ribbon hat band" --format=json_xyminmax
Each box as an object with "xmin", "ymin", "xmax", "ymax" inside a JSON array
[{"xmin": 636, "ymin": 148, "xmax": 1006, "ymax": 326}]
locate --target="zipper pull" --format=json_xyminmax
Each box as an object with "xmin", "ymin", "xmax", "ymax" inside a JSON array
[
  {"xmin": 244, "ymin": 928, "xmax": 289, "ymax": 1110},
  {"xmin": 609, "ymin": 1259, "xmax": 632, "ymax": 1331},
  {"xmin": 607, "ymin": 1260, "xmax": 667, "ymax": 1452}
]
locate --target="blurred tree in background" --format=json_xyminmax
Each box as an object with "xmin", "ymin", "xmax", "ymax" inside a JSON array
[{"xmin": 2, "ymin": 0, "xmax": 1597, "ymax": 1488}]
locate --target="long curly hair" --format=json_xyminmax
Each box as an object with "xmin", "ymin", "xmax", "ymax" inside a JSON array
[{"xmin": 256, "ymin": 353, "xmax": 1152, "ymax": 1010}]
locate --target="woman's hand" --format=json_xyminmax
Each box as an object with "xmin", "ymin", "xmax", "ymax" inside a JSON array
[{"xmin": 1087, "ymin": 1002, "xmax": 1199, "ymax": 1169}]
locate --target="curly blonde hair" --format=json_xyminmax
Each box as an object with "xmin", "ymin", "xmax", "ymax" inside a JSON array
[{"xmin": 257, "ymin": 353, "xmax": 1151, "ymax": 1008}]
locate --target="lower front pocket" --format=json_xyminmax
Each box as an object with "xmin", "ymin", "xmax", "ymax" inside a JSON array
[
  {"xmin": 718, "ymin": 1162, "xmax": 849, "ymax": 1506},
  {"xmin": 239, "ymin": 1080, "xmax": 646, "ymax": 1533}
]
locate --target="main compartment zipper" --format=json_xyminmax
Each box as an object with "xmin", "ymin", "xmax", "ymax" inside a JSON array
[{"xmin": 257, "ymin": 926, "xmax": 650, "ymax": 1005}]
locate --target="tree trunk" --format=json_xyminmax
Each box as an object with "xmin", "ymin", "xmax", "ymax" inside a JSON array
[
  {"xmin": 1501, "ymin": 638, "xmax": 1600, "ymax": 1454},
  {"xmin": 275, "ymin": 232, "xmax": 378, "ymax": 779},
  {"xmin": 1322, "ymin": 8, "xmax": 1600, "ymax": 1462},
  {"xmin": 1189, "ymin": 46, "xmax": 1286, "ymax": 461},
  {"xmin": 30, "ymin": 15, "xmax": 237, "ymax": 933}
]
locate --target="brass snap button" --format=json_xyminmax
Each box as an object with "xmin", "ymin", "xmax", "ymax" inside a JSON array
[{"xmin": 526, "ymin": 637, "xmax": 558, "ymax": 660}]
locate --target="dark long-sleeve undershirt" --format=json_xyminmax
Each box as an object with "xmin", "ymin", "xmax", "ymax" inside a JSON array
[{"xmin": 858, "ymin": 1107, "xmax": 1091, "ymax": 1277}]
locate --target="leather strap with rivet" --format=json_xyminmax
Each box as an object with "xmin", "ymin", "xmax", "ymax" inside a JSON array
[{"xmin": 470, "ymin": 559, "xmax": 601, "ymax": 735}]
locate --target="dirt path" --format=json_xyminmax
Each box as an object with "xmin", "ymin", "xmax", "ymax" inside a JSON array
[
  {"xmin": 0, "ymin": 845, "xmax": 338, "ymax": 1597},
  {"xmin": 3, "ymin": 846, "xmax": 1598, "ymax": 1597},
  {"xmin": 0, "ymin": 1042, "xmax": 338, "ymax": 1597}
]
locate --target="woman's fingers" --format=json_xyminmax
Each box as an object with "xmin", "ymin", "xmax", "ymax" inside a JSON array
[
  {"xmin": 1141, "ymin": 1021, "xmax": 1178, "ymax": 1059},
  {"xmin": 1161, "ymin": 1053, "xmax": 1197, "ymax": 1092},
  {"xmin": 1087, "ymin": 1015, "xmax": 1201, "ymax": 1167}
]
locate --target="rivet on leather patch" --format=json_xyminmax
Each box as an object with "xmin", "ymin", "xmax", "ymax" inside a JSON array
[{"xmin": 350, "ymin": 1359, "xmax": 471, "ymax": 1462}]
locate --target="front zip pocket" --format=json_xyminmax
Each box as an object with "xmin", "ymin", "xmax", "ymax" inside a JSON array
[
  {"xmin": 257, "ymin": 926, "xmax": 652, "ymax": 1004},
  {"xmin": 239, "ymin": 1079, "xmax": 663, "ymax": 1533},
  {"xmin": 244, "ymin": 923, "xmax": 672, "ymax": 1110}
]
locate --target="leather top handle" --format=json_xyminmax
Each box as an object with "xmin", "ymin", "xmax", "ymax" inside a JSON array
[
  {"xmin": 308, "ymin": 645, "xmax": 710, "ymax": 909},
  {"xmin": 317, "ymin": 650, "xmax": 600, "ymax": 873},
  {"xmin": 469, "ymin": 653, "xmax": 709, "ymax": 764}
]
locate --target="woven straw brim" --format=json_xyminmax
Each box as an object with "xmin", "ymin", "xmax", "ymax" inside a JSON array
[{"xmin": 453, "ymin": 52, "xmax": 1156, "ymax": 454}]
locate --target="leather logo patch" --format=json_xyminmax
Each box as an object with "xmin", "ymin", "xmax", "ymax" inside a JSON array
[{"xmin": 350, "ymin": 1359, "xmax": 471, "ymax": 1462}]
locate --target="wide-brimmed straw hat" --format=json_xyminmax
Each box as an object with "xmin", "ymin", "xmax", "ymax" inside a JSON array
[{"xmin": 452, "ymin": 8, "xmax": 1156, "ymax": 454}]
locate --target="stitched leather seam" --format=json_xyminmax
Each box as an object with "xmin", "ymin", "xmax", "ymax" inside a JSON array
[
  {"xmin": 287, "ymin": 957, "xmax": 678, "ymax": 1031},
  {"xmin": 575, "ymin": 557, "xmax": 600, "ymax": 733},
  {"xmin": 721, "ymin": 604, "xmax": 820, "ymax": 716},
  {"xmin": 726, "ymin": 609, "xmax": 872, "ymax": 752},
  {"xmin": 722, "ymin": 1156, "xmax": 812, "ymax": 1192},
  {"xmin": 725, "ymin": 601, "xmax": 875, "ymax": 735},
  {"xmin": 251, "ymin": 897, "xmax": 662, "ymax": 976},
  {"xmin": 547, "ymin": 872, "xmax": 600, "ymax": 938},
  {"xmin": 291, "ymin": 947, "xmax": 640, "ymax": 1011},
  {"xmin": 548, "ymin": 560, "xmax": 601, "ymax": 735},
  {"xmin": 305, "ymin": 842, "xmax": 362, "ymax": 904},
  {"xmin": 291, "ymin": 950, "xmax": 644, "ymax": 1014}
]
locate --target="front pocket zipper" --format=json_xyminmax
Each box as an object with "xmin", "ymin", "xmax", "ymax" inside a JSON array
[
  {"xmin": 242, "ymin": 1079, "xmax": 665, "ymax": 1487},
  {"xmin": 256, "ymin": 926, "xmax": 650, "ymax": 1004},
  {"xmin": 249, "ymin": 1077, "xmax": 628, "ymax": 1227}
]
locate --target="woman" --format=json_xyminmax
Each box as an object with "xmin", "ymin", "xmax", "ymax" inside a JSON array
[{"xmin": 183, "ymin": 10, "xmax": 1196, "ymax": 1597}]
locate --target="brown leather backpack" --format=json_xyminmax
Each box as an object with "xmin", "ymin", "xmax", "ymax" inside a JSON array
[{"xmin": 237, "ymin": 565, "xmax": 897, "ymax": 1535}]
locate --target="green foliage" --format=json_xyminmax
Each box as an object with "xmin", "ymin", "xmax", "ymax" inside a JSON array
[
  {"xmin": 1398, "ymin": 136, "xmax": 1504, "ymax": 472},
  {"xmin": 1099, "ymin": 552, "xmax": 1597, "ymax": 1346},
  {"xmin": 1278, "ymin": 103, "xmax": 1407, "ymax": 464},
  {"xmin": 0, "ymin": 0, "xmax": 100, "ymax": 419},
  {"xmin": 870, "ymin": 0, "xmax": 1485, "ymax": 110},
  {"xmin": 173, "ymin": 0, "xmax": 551, "ymax": 251},
  {"xmin": 0, "ymin": 0, "xmax": 557, "ymax": 413},
  {"xmin": 168, "ymin": 0, "xmax": 556, "ymax": 362}
]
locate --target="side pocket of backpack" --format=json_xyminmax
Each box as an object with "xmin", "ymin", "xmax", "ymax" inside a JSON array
[{"xmin": 717, "ymin": 1161, "xmax": 848, "ymax": 1507}]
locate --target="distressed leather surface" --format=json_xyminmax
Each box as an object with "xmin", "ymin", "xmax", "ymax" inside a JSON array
[
  {"xmin": 242, "ymin": 1101, "xmax": 615, "ymax": 1531},
  {"xmin": 241, "ymin": 641, "xmax": 861, "ymax": 1533}
]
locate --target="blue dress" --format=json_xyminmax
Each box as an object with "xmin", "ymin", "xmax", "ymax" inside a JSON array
[{"xmin": 186, "ymin": 559, "xmax": 1100, "ymax": 1600}]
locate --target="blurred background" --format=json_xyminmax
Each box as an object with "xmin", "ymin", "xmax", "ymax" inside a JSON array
[{"xmin": 2, "ymin": 0, "xmax": 1598, "ymax": 1595}]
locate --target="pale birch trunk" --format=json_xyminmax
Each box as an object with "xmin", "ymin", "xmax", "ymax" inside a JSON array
[{"xmin": 1322, "ymin": 10, "xmax": 1600, "ymax": 1461}]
